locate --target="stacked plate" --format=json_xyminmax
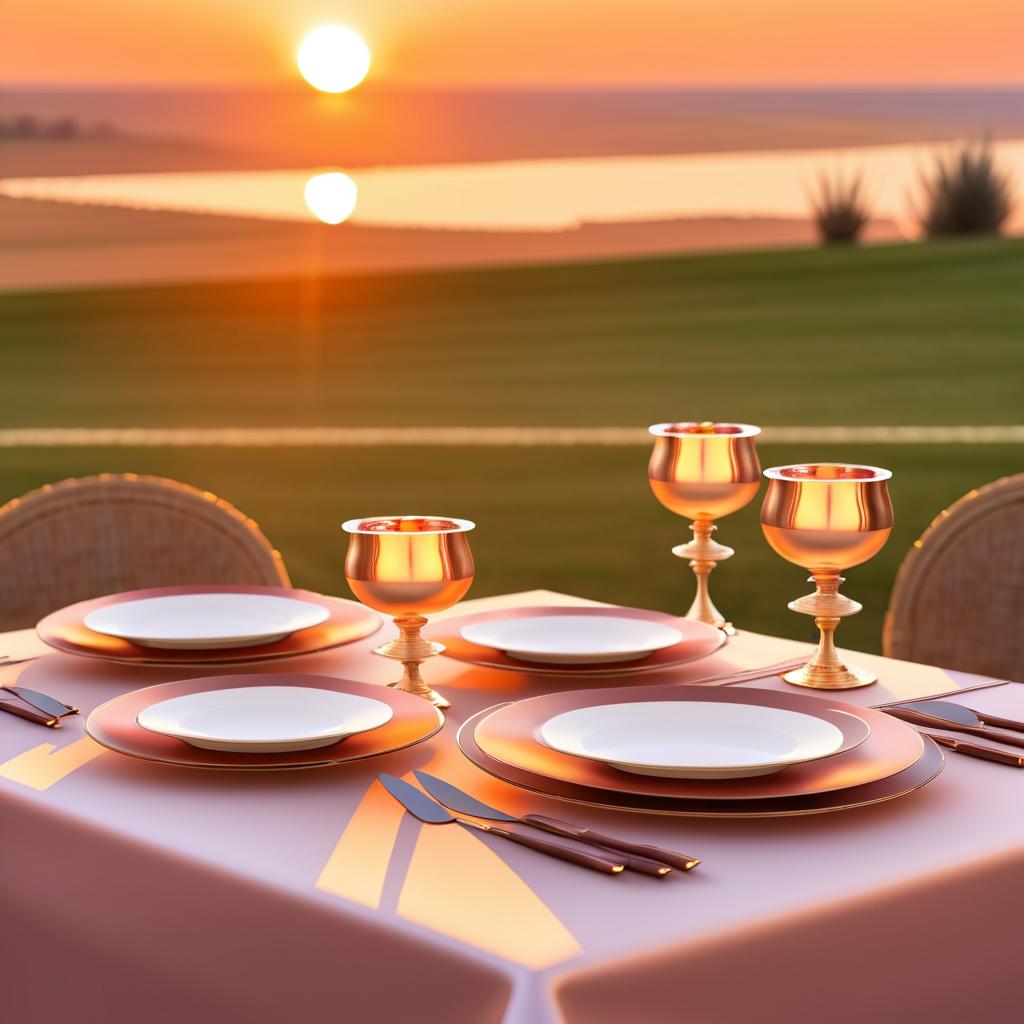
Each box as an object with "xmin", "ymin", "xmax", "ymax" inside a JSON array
[
  {"xmin": 86, "ymin": 674, "xmax": 444, "ymax": 770},
  {"xmin": 38, "ymin": 585, "xmax": 382, "ymax": 665},
  {"xmin": 430, "ymin": 605, "xmax": 726, "ymax": 676},
  {"xmin": 458, "ymin": 685, "xmax": 943, "ymax": 817}
]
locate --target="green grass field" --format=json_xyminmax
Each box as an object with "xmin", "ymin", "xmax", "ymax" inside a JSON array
[{"xmin": 2, "ymin": 238, "xmax": 1022, "ymax": 650}]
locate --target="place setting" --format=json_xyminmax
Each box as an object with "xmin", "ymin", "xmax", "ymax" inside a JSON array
[
  {"xmin": 456, "ymin": 682, "xmax": 944, "ymax": 818},
  {"xmin": 37, "ymin": 584, "xmax": 383, "ymax": 665},
  {"xmin": 428, "ymin": 605, "xmax": 725, "ymax": 678},
  {"xmin": 85, "ymin": 672, "xmax": 443, "ymax": 770}
]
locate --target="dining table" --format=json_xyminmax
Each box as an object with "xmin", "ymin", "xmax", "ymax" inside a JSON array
[{"xmin": 1, "ymin": 588, "xmax": 1022, "ymax": 1024}]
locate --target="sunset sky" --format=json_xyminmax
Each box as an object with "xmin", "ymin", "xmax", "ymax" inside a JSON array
[{"xmin": 6, "ymin": 0, "xmax": 1023, "ymax": 87}]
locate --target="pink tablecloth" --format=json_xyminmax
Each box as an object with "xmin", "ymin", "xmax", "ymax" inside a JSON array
[{"xmin": 1, "ymin": 590, "xmax": 1021, "ymax": 1024}]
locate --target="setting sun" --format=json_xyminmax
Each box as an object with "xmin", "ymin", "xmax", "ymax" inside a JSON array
[{"xmin": 297, "ymin": 25, "xmax": 370, "ymax": 94}]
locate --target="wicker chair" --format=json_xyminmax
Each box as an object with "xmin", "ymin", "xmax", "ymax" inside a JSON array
[
  {"xmin": 0, "ymin": 474, "xmax": 290, "ymax": 631},
  {"xmin": 883, "ymin": 474, "xmax": 1024, "ymax": 679}
]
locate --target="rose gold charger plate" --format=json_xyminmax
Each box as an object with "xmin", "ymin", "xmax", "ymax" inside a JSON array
[
  {"xmin": 38, "ymin": 585, "xmax": 382, "ymax": 666},
  {"xmin": 427, "ymin": 604, "xmax": 726, "ymax": 676},
  {"xmin": 86, "ymin": 674, "xmax": 444, "ymax": 770},
  {"xmin": 457, "ymin": 684, "xmax": 943, "ymax": 817}
]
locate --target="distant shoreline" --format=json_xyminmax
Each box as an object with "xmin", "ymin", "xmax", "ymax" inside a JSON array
[{"xmin": 5, "ymin": 86, "xmax": 1024, "ymax": 175}]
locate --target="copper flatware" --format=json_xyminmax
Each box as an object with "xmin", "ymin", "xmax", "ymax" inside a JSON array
[
  {"xmin": 921, "ymin": 731, "xmax": 1024, "ymax": 767},
  {"xmin": 0, "ymin": 697, "xmax": 59, "ymax": 727},
  {"xmin": 899, "ymin": 699, "xmax": 1024, "ymax": 735},
  {"xmin": 414, "ymin": 770, "xmax": 696, "ymax": 875},
  {"xmin": 379, "ymin": 774, "xmax": 625, "ymax": 875},
  {"xmin": 888, "ymin": 706, "xmax": 1024, "ymax": 750},
  {"xmin": 0, "ymin": 683, "xmax": 78, "ymax": 728}
]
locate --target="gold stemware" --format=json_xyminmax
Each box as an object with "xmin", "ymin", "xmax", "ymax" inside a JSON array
[
  {"xmin": 760, "ymin": 464, "xmax": 893, "ymax": 689},
  {"xmin": 648, "ymin": 422, "xmax": 762, "ymax": 633},
  {"xmin": 343, "ymin": 516, "xmax": 475, "ymax": 709}
]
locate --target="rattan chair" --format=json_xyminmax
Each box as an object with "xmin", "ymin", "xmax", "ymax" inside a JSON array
[
  {"xmin": 0, "ymin": 474, "xmax": 290, "ymax": 631},
  {"xmin": 883, "ymin": 474, "xmax": 1024, "ymax": 680}
]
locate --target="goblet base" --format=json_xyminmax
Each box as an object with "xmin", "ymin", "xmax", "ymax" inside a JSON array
[
  {"xmin": 673, "ymin": 520, "xmax": 737, "ymax": 634},
  {"xmin": 783, "ymin": 573, "xmax": 878, "ymax": 689},
  {"xmin": 387, "ymin": 676, "xmax": 450, "ymax": 709},
  {"xmin": 782, "ymin": 661, "xmax": 877, "ymax": 690}
]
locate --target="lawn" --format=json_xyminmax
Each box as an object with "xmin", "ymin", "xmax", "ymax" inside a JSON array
[{"xmin": 1, "ymin": 239, "xmax": 1021, "ymax": 650}]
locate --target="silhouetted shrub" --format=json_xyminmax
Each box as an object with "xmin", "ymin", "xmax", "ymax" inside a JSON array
[
  {"xmin": 809, "ymin": 171, "xmax": 870, "ymax": 245},
  {"xmin": 917, "ymin": 142, "xmax": 1014, "ymax": 238}
]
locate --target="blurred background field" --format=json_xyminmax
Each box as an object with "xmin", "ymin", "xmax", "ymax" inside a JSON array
[{"xmin": 3, "ymin": 238, "xmax": 1020, "ymax": 650}]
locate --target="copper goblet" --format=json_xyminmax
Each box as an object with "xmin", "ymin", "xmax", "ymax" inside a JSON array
[
  {"xmin": 343, "ymin": 516, "xmax": 475, "ymax": 709},
  {"xmin": 648, "ymin": 422, "xmax": 762, "ymax": 633},
  {"xmin": 761, "ymin": 464, "xmax": 893, "ymax": 689}
]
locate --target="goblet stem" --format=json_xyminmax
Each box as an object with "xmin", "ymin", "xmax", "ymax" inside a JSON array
[
  {"xmin": 375, "ymin": 615, "xmax": 450, "ymax": 709},
  {"xmin": 672, "ymin": 520, "xmax": 735, "ymax": 634},
  {"xmin": 783, "ymin": 572, "xmax": 876, "ymax": 690}
]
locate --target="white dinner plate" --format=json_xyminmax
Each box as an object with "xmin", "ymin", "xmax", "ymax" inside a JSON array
[
  {"xmin": 460, "ymin": 614, "xmax": 684, "ymax": 665},
  {"xmin": 84, "ymin": 593, "xmax": 331, "ymax": 650},
  {"xmin": 136, "ymin": 686, "xmax": 394, "ymax": 752},
  {"xmin": 538, "ymin": 701, "xmax": 847, "ymax": 779}
]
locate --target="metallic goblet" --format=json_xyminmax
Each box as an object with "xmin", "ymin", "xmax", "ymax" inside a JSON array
[
  {"xmin": 648, "ymin": 422, "xmax": 762, "ymax": 633},
  {"xmin": 761, "ymin": 464, "xmax": 893, "ymax": 689},
  {"xmin": 343, "ymin": 516, "xmax": 475, "ymax": 709}
]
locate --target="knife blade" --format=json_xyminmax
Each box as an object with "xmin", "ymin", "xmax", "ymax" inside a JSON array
[
  {"xmin": 1, "ymin": 685, "xmax": 78, "ymax": 720},
  {"xmin": 899, "ymin": 699, "xmax": 1024, "ymax": 735},
  {"xmin": 0, "ymin": 696, "xmax": 59, "ymax": 728},
  {"xmin": 888, "ymin": 705, "xmax": 1024, "ymax": 749},
  {"xmin": 378, "ymin": 774, "xmax": 625, "ymax": 874},
  {"xmin": 414, "ymin": 770, "xmax": 696, "ymax": 874}
]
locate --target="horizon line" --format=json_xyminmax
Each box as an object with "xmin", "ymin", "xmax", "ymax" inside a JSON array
[{"xmin": 6, "ymin": 81, "xmax": 1024, "ymax": 93}]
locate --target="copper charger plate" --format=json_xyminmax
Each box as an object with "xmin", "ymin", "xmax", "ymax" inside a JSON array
[
  {"xmin": 427, "ymin": 605, "xmax": 726, "ymax": 677},
  {"xmin": 38, "ymin": 585, "xmax": 382, "ymax": 666},
  {"xmin": 86, "ymin": 673, "xmax": 444, "ymax": 770},
  {"xmin": 476, "ymin": 685, "xmax": 905, "ymax": 800},
  {"xmin": 458, "ymin": 688, "xmax": 942, "ymax": 817}
]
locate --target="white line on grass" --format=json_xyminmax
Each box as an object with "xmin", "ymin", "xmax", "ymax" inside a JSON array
[{"xmin": 0, "ymin": 426, "xmax": 1021, "ymax": 447}]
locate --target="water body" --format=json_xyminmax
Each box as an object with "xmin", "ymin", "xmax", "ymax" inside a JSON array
[{"xmin": 4, "ymin": 139, "xmax": 1024, "ymax": 233}]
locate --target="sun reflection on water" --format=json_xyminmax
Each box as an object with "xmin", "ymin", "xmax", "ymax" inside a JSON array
[{"xmin": 304, "ymin": 171, "xmax": 358, "ymax": 224}]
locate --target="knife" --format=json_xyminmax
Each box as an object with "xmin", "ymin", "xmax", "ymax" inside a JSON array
[
  {"xmin": 888, "ymin": 705, "xmax": 1024, "ymax": 749},
  {"xmin": 378, "ymin": 774, "xmax": 625, "ymax": 875},
  {"xmin": 0, "ymin": 696, "xmax": 59, "ymax": 728},
  {"xmin": 414, "ymin": 770, "xmax": 698, "ymax": 874},
  {"xmin": 921, "ymin": 731, "xmax": 1024, "ymax": 767},
  {"xmin": 898, "ymin": 699, "xmax": 1024, "ymax": 735},
  {"xmin": 1, "ymin": 685, "xmax": 78, "ymax": 720}
]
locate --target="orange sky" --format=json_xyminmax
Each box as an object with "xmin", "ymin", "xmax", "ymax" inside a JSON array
[{"xmin": 6, "ymin": 0, "xmax": 1023, "ymax": 86}]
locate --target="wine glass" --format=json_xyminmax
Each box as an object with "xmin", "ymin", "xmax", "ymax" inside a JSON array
[
  {"xmin": 648, "ymin": 422, "xmax": 762, "ymax": 632},
  {"xmin": 343, "ymin": 516, "xmax": 475, "ymax": 709},
  {"xmin": 761, "ymin": 464, "xmax": 893, "ymax": 689}
]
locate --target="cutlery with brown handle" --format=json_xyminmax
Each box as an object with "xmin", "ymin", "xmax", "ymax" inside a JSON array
[
  {"xmin": 520, "ymin": 814, "xmax": 700, "ymax": 871},
  {"xmin": 380, "ymin": 774, "xmax": 625, "ymax": 875},
  {"xmin": 895, "ymin": 699, "xmax": 1024, "ymax": 735},
  {"xmin": 0, "ymin": 698, "xmax": 59, "ymax": 728},
  {"xmin": 888, "ymin": 706, "xmax": 1024, "ymax": 750},
  {"xmin": 921, "ymin": 731, "xmax": 1024, "ymax": 767},
  {"xmin": 414, "ymin": 770, "xmax": 691, "ymax": 875}
]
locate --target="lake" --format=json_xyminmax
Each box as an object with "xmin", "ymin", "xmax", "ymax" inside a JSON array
[{"xmin": 4, "ymin": 139, "xmax": 1024, "ymax": 234}]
